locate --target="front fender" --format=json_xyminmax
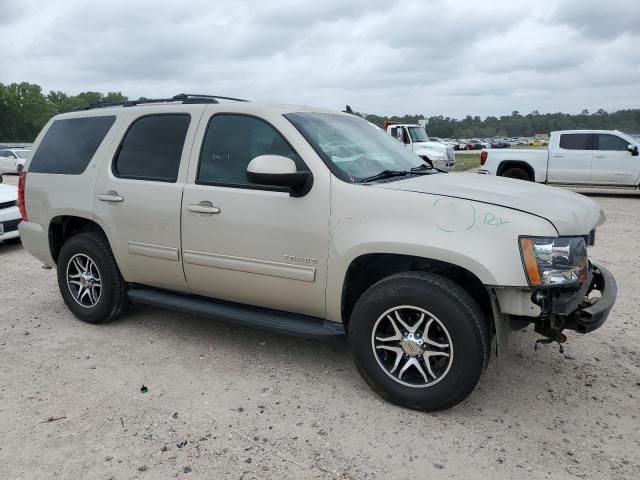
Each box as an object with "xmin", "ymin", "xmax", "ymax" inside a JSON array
[{"xmin": 325, "ymin": 178, "xmax": 557, "ymax": 323}]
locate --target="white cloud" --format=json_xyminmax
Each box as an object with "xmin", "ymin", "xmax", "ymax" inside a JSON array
[{"xmin": 1, "ymin": 0, "xmax": 638, "ymax": 117}]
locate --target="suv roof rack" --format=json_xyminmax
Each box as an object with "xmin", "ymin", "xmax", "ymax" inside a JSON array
[{"xmin": 73, "ymin": 93, "xmax": 250, "ymax": 111}]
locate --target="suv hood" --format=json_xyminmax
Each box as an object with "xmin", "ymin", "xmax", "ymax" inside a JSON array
[{"xmin": 374, "ymin": 173, "xmax": 602, "ymax": 235}]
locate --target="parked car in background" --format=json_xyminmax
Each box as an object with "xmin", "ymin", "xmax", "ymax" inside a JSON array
[
  {"xmin": 527, "ymin": 139, "xmax": 547, "ymax": 147},
  {"xmin": 467, "ymin": 139, "xmax": 484, "ymax": 150},
  {"xmin": 0, "ymin": 179, "xmax": 21, "ymax": 242},
  {"xmin": 479, "ymin": 130, "xmax": 640, "ymax": 186},
  {"xmin": 0, "ymin": 148, "xmax": 30, "ymax": 174}
]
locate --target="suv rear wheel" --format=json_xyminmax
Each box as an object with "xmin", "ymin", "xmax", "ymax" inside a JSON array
[
  {"xmin": 57, "ymin": 232, "xmax": 129, "ymax": 324},
  {"xmin": 348, "ymin": 272, "xmax": 489, "ymax": 411}
]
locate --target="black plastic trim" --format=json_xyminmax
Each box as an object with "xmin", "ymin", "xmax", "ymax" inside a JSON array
[
  {"xmin": 564, "ymin": 263, "xmax": 617, "ymax": 334},
  {"xmin": 127, "ymin": 285, "xmax": 345, "ymax": 339}
]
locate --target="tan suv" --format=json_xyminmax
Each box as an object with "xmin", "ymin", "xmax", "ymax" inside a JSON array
[{"xmin": 19, "ymin": 94, "xmax": 616, "ymax": 411}]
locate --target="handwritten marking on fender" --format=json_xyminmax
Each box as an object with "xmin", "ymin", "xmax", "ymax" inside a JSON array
[{"xmin": 432, "ymin": 198, "xmax": 509, "ymax": 233}]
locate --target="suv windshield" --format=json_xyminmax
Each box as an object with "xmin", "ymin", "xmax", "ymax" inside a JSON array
[
  {"xmin": 286, "ymin": 112, "xmax": 428, "ymax": 182},
  {"xmin": 407, "ymin": 126, "xmax": 429, "ymax": 142}
]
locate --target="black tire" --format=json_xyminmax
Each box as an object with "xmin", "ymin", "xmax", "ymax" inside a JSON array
[
  {"xmin": 348, "ymin": 272, "xmax": 489, "ymax": 411},
  {"xmin": 501, "ymin": 167, "xmax": 531, "ymax": 181},
  {"xmin": 57, "ymin": 232, "xmax": 129, "ymax": 324}
]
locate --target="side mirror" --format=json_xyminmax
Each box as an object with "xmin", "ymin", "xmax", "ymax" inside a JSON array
[
  {"xmin": 628, "ymin": 145, "xmax": 639, "ymax": 156},
  {"xmin": 246, "ymin": 155, "xmax": 312, "ymax": 197},
  {"xmin": 0, "ymin": 174, "xmax": 3, "ymax": 184}
]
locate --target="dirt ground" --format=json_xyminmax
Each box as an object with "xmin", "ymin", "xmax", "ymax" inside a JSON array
[{"xmin": 1, "ymin": 174, "xmax": 639, "ymax": 479}]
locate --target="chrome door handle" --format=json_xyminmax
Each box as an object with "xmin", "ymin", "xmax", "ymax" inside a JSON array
[
  {"xmin": 187, "ymin": 202, "xmax": 221, "ymax": 214},
  {"xmin": 98, "ymin": 192, "xmax": 124, "ymax": 202},
  {"xmin": 594, "ymin": 154, "xmax": 606, "ymax": 158}
]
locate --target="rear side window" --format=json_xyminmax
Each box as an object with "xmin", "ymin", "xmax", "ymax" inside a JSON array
[
  {"xmin": 113, "ymin": 114, "xmax": 190, "ymax": 182},
  {"xmin": 29, "ymin": 116, "xmax": 116, "ymax": 174},
  {"xmin": 595, "ymin": 134, "xmax": 629, "ymax": 151},
  {"xmin": 559, "ymin": 134, "xmax": 592, "ymax": 150}
]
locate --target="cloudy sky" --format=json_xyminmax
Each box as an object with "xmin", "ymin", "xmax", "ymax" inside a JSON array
[{"xmin": 1, "ymin": 0, "xmax": 638, "ymax": 118}]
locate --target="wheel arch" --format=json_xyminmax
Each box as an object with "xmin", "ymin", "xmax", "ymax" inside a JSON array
[
  {"xmin": 496, "ymin": 160, "xmax": 534, "ymax": 180},
  {"xmin": 48, "ymin": 215, "xmax": 112, "ymax": 264},
  {"xmin": 340, "ymin": 253, "xmax": 493, "ymax": 335}
]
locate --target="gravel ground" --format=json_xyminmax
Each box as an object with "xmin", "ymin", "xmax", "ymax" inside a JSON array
[{"xmin": 1, "ymin": 174, "xmax": 639, "ymax": 479}]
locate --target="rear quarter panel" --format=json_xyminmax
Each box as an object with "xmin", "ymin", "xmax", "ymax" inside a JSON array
[
  {"xmin": 21, "ymin": 112, "xmax": 124, "ymax": 263},
  {"xmin": 483, "ymin": 148, "xmax": 549, "ymax": 182}
]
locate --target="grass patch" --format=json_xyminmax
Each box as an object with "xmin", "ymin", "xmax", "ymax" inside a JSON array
[{"xmin": 454, "ymin": 153, "xmax": 481, "ymax": 172}]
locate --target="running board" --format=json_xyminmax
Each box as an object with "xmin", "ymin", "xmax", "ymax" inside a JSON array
[{"xmin": 127, "ymin": 286, "xmax": 345, "ymax": 339}]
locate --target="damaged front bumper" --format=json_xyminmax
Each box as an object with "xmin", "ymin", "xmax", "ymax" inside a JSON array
[
  {"xmin": 490, "ymin": 262, "xmax": 616, "ymax": 367},
  {"xmin": 535, "ymin": 262, "xmax": 617, "ymax": 335}
]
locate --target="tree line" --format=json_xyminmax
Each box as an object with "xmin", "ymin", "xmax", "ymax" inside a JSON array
[
  {"xmin": 362, "ymin": 109, "xmax": 640, "ymax": 139},
  {"xmin": 0, "ymin": 82, "xmax": 126, "ymax": 142},
  {"xmin": 1, "ymin": 81, "xmax": 639, "ymax": 142}
]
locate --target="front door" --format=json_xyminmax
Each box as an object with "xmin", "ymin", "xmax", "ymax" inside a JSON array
[
  {"xmin": 181, "ymin": 110, "xmax": 330, "ymax": 318},
  {"xmin": 547, "ymin": 133, "xmax": 593, "ymax": 184},
  {"xmin": 591, "ymin": 133, "xmax": 639, "ymax": 185}
]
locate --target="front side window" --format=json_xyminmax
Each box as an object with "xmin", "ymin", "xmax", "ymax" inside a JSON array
[
  {"xmin": 113, "ymin": 114, "xmax": 190, "ymax": 182},
  {"xmin": 407, "ymin": 127, "xmax": 429, "ymax": 142},
  {"xmin": 559, "ymin": 133, "xmax": 592, "ymax": 150},
  {"xmin": 197, "ymin": 114, "xmax": 304, "ymax": 187},
  {"xmin": 595, "ymin": 134, "xmax": 629, "ymax": 151},
  {"xmin": 286, "ymin": 112, "xmax": 426, "ymax": 182},
  {"xmin": 30, "ymin": 116, "xmax": 116, "ymax": 174}
]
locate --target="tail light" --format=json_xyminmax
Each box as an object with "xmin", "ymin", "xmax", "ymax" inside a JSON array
[
  {"xmin": 18, "ymin": 172, "xmax": 27, "ymax": 221},
  {"xmin": 480, "ymin": 151, "xmax": 488, "ymax": 166}
]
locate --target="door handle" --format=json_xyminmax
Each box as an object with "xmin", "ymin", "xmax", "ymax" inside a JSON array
[
  {"xmin": 594, "ymin": 154, "xmax": 606, "ymax": 158},
  {"xmin": 98, "ymin": 191, "xmax": 124, "ymax": 202},
  {"xmin": 187, "ymin": 202, "xmax": 221, "ymax": 214},
  {"xmin": 552, "ymin": 154, "xmax": 564, "ymax": 158}
]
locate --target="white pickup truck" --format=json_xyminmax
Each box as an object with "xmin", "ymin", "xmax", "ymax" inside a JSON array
[
  {"xmin": 479, "ymin": 130, "xmax": 640, "ymax": 187},
  {"xmin": 386, "ymin": 124, "xmax": 456, "ymax": 171}
]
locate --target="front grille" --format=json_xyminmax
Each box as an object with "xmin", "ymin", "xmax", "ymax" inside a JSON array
[
  {"xmin": 0, "ymin": 200, "xmax": 17, "ymax": 210},
  {"xmin": 1, "ymin": 218, "xmax": 21, "ymax": 233}
]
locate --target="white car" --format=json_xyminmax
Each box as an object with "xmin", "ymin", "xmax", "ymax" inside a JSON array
[
  {"xmin": 0, "ymin": 180, "xmax": 21, "ymax": 242},
  {"xmin": 0, "ymin": 148, "xmax": 30, "ymax": 174}
]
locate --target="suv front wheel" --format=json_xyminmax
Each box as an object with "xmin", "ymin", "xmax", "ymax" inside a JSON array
[
  {"xmin": 57, "ymin": 232, "xmax": 129, "ymax": 324},
  {"xmin": 348, "ymin": 272, "xmax": 489, "ymax": 411}
]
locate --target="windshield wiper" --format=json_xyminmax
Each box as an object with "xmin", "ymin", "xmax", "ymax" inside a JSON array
[
  {"xmin": 360, "ymin": 170, "xmax": 411, "ymax": 183},
  {"xmin": 412, "ymin": 163, "xmax": 446, "ymax": 174}
]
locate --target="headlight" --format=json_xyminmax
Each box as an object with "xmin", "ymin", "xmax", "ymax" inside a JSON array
[{"xmin": 519, "ymin": 237, "xmax": 588, "ymax": 286}]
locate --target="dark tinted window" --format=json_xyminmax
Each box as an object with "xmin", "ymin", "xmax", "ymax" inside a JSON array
[
  {"xmin": 114, "ymin": 114, "xmax": 190, "ymax": 182},
  {"xmin": 596, "ymin": 134, "xmax": 629, "ymax": 151},
  {"xmin": 29, "ymin": 116, "xmax": 116, "ymax": 174},
  {"xmin": 198, "ymin": 114, "xmax": 304, "ymax": 186},
  {"xmin": 559, "ymin": 133, "xmax": 592, "ymax": 150}
]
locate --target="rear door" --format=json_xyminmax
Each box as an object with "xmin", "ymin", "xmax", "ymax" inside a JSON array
[
  {"xmin": 93, "ymin": 107, "xmax": 204, "ymax": 292},
  {"xmin": 591, "ymin": 133, "xmax": 639, "ymax": 185},
  {"xmin": 547, "ymin": 133, "xmax": 593, "ymax": 184}
]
